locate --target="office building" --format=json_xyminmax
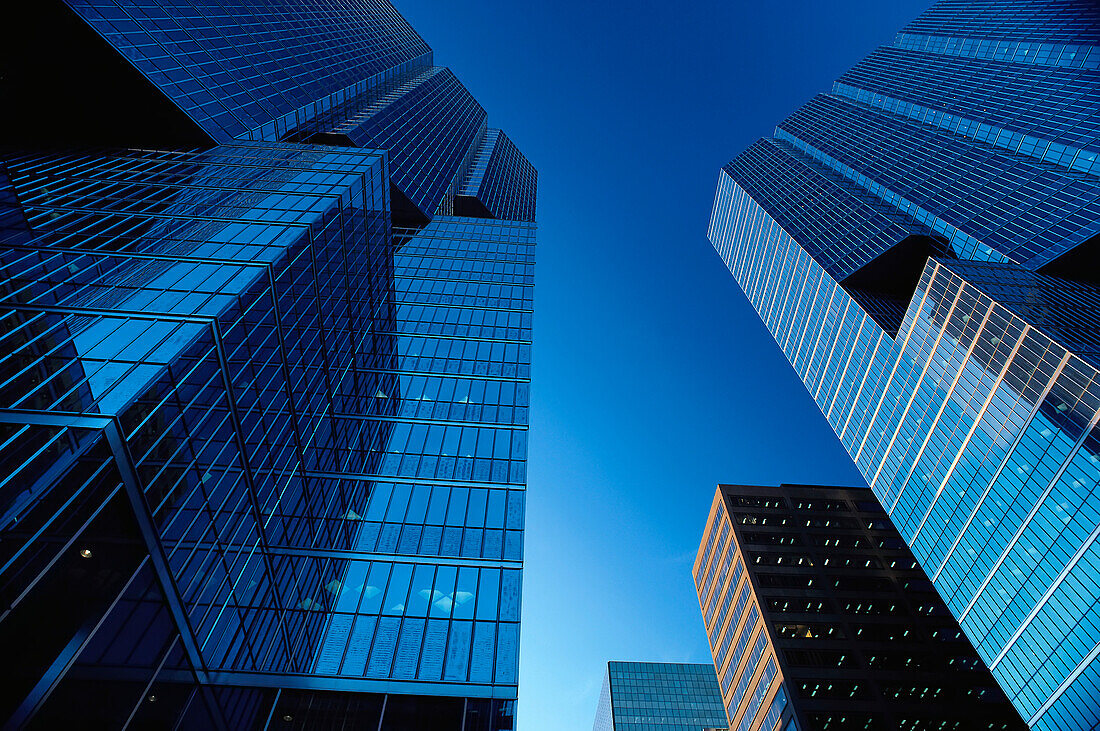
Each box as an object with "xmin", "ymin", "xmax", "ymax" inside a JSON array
[
  {"xmin": 0, "ymin": 1, "xmax": 535, "ymax": 728},
  {"xmin": 592, "ymin": 661, "xmax": 728, "ymax": 731},
  {"xmin": 694, "ymin": 483, "xmax": 1026, "ymax": 730},
  {"xmin": 706, "ymin": 1, "xmax": 1100, "ymax": 726}
]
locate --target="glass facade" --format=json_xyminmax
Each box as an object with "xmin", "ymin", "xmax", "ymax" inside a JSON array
[
  {"xmin": 474, "ymin": 131, "xmax": 539, "ymax": 224},
  {"xmin": 694, "ymin": 484, "xmax": 1025, "ymax": 730},
  {"xmin": 450, "ymin": 130, "xmax": 537, "ymax": 223},
  {"xmin": 65, "ymin": 0, "xmax": 433, "ymax": 143},
  {"xmin": 293, "ymin": 66, "xmax": 489, "ymax": 222},
  {"xmin": 0, "ymin": 1, "xmax": 535, "ymax": 728},
  {"xmin": 706, "ymin": 1, "xmax": 1100, "ymax": 727},
  {"xmin": 592, "ymin": 661, "xmax": 728, "ymax": 731}
]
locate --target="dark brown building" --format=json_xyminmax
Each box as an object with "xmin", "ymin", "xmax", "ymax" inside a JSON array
[{"xmin": 693, "ymin": 484, "xmax": 1027, "ymax": 731}]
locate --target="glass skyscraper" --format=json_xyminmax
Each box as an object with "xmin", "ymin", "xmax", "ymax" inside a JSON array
[
  {"xmin": 0, "ymin": 1, "xmax": 535, "ymax": 728},
  {"xmin": 706, "ymin": 1, "xmax": 1099, "ymax": 728},
  {"xmin": 592, "ymin": 661, "xmax": 729, "ymax": 731},
  {"xmin": 694, "ymin": 483, "xmax": 1025, "ymax": 730}
]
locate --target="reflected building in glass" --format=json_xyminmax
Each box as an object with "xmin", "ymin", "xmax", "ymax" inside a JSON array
[
  {"xmin": 694, "ymin": 483, "xmax": 1025, "ymax": 731},
  {"xmin": 0, "ymin": 1, "xmax": 535, "ymax": 728},
  {"xmin": 706, "ymin": 1, "xmax": 1100, "ymax": 727},
  {"xmin": 592, "ymin": 661, "xmax": 728, "ymax": 731}
]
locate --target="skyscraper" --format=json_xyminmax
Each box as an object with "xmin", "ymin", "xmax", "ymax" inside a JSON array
[
  {"xmin": 706, "ymin": 1, "xmax": 1100, "ymax": 727},
  {"xmin": 0, "ymin": 1, "xmax": 535, "ymax": 728},
  {"xmin": 592, "ymin": 661, "xmax": 729, "ymax": 731},
  {"xmin": 694, "ymin": 483, "xmax": 1025, "ymax": 731}
]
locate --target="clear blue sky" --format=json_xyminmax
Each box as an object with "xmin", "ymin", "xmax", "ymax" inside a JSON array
[{"xmin": 396, "ymin": 2, "xmax": 930, "ymax": 728}]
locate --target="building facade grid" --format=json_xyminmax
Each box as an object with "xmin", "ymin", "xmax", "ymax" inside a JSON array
[
  {"xmin": 694, "ymin": 484, "xmax": 1027, "ymax": 730},
  {"xmin": 706, "ymin": 2, "xmax": 1100, "ymax": 726},
  {"xmin": 593, "ymin": 661, "xmax": 728, "ymax": 731},
  {"xmin": 0, "ymin": 0, "xmax": 535, "ymax": 728}
]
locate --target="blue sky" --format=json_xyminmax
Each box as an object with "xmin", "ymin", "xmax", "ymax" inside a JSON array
[{"xmin": 396, "ymin": 1, "xmax": 930, "ymax": 728}]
